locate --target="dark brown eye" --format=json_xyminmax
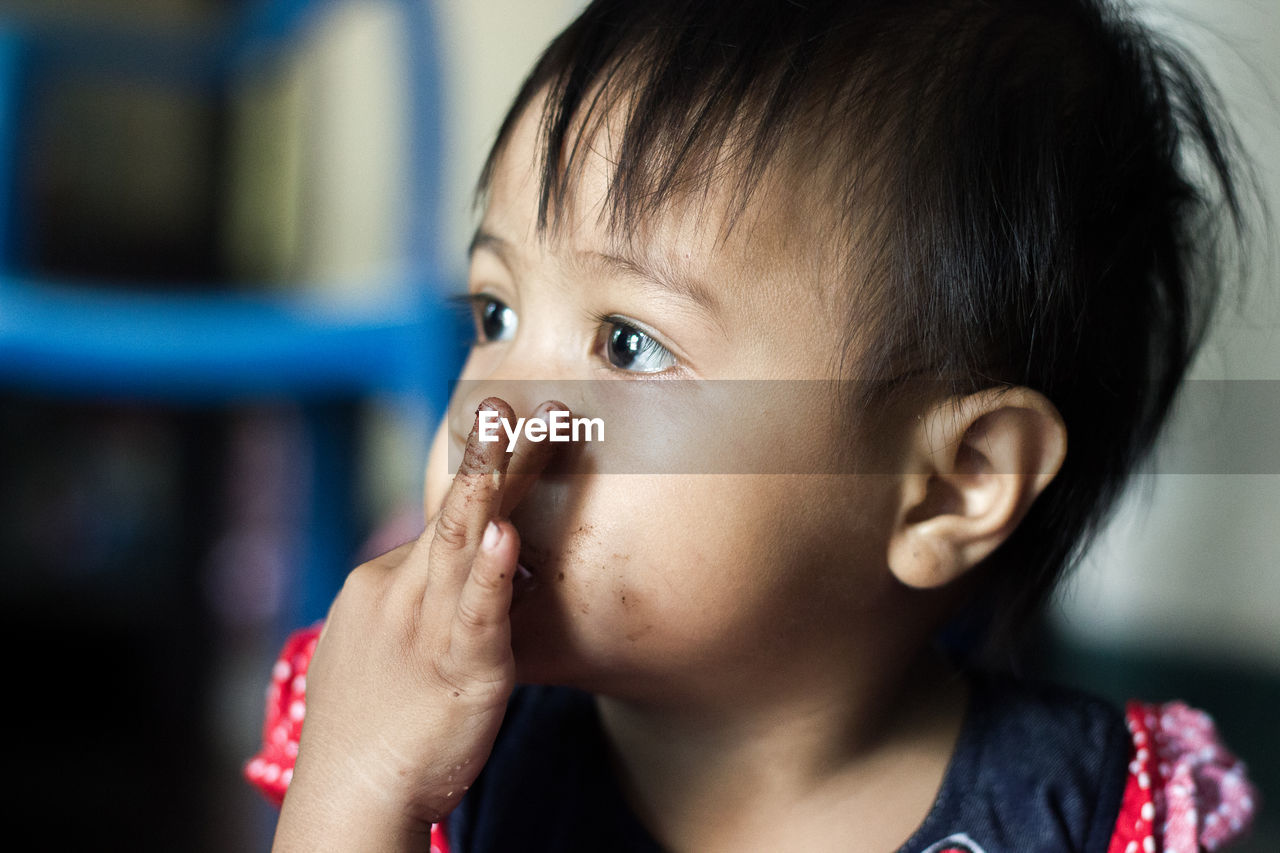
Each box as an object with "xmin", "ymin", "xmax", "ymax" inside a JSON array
[
  {"xmin": 605, "ymin": 321, "xmax": 675, "ymax": 373},
  {"xmin": 473, "ymin": 297, "xmax": 516, "ymax": 343}
]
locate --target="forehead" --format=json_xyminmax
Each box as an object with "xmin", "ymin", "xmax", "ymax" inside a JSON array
[{"xmin": 480, "ymin": 96, "xmax": 839, "ymax": 309}]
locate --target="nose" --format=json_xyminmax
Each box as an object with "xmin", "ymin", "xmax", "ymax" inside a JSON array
[{"xmin": 444, "ymin": 354, "xmax": 580, "ymax": 452}]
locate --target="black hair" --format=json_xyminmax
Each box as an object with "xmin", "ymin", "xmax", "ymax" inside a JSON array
[{"xmin": 477, "ymin": 0, "xmax": 1252, "ymax": 655}]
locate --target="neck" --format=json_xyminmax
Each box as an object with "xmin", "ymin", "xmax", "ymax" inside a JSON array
[{"xmin": 595, "ymin": 647, "xmax": 968, "ymax": 853}]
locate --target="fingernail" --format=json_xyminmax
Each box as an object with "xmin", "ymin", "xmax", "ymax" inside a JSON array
[{"xmin": 482, "ymin": 521, "xmax": 502, "ymax": 551}]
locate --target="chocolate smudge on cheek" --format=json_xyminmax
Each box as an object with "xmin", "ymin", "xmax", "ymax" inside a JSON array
[
  {"xmin": 531, "ymin": 522, "xmax": 600, "ymax": 614},
  {"xmin": 626, "ymin": 624, "xmax": 654, "ymax": 643},
  {"xmin": 571, "ymin": 525, "xmax": 599, "ymax": 617},
  {"xmin": 613, "ymin": 569, "xmax": 652, "ymax": 642}
]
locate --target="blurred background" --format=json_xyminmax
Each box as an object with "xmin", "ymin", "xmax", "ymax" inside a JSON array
[{"xmin": 0, "ymin": 0, "xmax": 1273, "ymax": 850}]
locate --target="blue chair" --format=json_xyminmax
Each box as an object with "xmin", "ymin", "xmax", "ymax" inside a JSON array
[{"xmin": 0, "ymin": 0, "xmax": 468, "ymax": 628}]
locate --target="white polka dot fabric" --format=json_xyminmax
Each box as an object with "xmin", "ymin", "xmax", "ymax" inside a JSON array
[{"xmin": 1109, "ymin": 701, "xmax": 1256, "ymax": 853}]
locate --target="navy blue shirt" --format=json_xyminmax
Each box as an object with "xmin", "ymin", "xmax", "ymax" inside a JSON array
[{"xmin": 447, "ymin": 674, "xmax": 1130, "ymax": 852}]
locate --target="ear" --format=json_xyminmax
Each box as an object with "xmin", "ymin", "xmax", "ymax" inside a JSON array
[{"xmin": 887, "ymin": 387, "xmax": 1067, "ymax": 589}]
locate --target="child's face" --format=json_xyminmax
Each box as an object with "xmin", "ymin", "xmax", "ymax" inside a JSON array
[{"xmin": 424, "ymin": 103, "xmax": 918, "ymax": 704}]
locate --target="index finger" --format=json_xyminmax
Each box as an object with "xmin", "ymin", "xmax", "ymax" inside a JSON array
[{"xmin": 424, "ymin": 397, "xmax": 516, "ymax": 592}]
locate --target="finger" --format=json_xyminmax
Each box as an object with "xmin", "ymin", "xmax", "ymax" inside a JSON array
[
  {"xmin": 424, "ymin": 397, "xmax": 516, "ymax": 593},
  {"xmin": 498, "ymin": 400, "xmax": 566, "ymax": 518},
  {"xmin": 451, "ymin": 518, "xmax": 520, "ymax": 670}
]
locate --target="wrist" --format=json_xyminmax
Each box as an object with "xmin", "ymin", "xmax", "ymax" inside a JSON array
[{"xmin": 273, "ymin": 765, "xmax": 437, "ymax": 852}]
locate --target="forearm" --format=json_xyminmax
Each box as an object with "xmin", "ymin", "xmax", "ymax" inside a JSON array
[{"xmin": 272, "ymin": 780, "xmax": 433, "ymax": 853}]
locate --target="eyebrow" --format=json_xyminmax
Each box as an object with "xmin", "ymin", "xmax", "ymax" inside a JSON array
[
  {"xmin": 468, "ymin": 227, "xmax": 721, "ymax": 318},
  {"xmin": 468, "ymin": 228, "xmax": 515, "ymax": 267},
  {"xmin": 585, "ymin": 249, "xmax": 722, "ymax": 317}
]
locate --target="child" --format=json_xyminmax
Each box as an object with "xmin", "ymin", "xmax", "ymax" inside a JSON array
[{"xmin": 247, "ymin": 0, "xmax": 1261, "ymax": 850}]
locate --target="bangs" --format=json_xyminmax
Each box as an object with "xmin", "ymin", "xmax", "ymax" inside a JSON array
[{"xmin": 475, "ymin": 1, "xmax": 894, "ymax": 243}]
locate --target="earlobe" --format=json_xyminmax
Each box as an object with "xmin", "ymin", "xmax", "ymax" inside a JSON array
[
  {"xmin": 887, "ymin": 388, "xmax": 1067, "ymax": 589},
  {"xmin": 887, "ymin": 519, "xmax": 965, "ymax": 590}
]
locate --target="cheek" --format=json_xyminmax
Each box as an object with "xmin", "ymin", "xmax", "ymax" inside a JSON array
[
  {"xmin": 511, "ymin": 477, "xmax": 738, "ymax": 639},
  {"xmin": 560, "ymin": 475, "xmax": 885, "ymax": 654},
  {"xmin": 508, "ymin": 466, "xmax": 903, "ymax": 692}
]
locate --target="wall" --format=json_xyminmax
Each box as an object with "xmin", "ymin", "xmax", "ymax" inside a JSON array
[{"xmin": 1053, "ymin": 0, "xmax": 1280, "ymax": 673}]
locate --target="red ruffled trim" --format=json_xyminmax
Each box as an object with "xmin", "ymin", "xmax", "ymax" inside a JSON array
[
  {"xmin": 1107, "ymin": 701, "xmax": 1257, "ymax": 853},
  {"xmin": 243, "ymin": 625, "xmax": 451, "ymax": 853}
]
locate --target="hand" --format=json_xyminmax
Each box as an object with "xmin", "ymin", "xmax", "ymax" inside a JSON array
[{"xmin": 272, "ymin": 398, "xmax": 559, "ymax": 852}]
